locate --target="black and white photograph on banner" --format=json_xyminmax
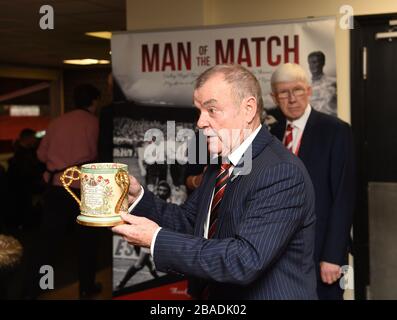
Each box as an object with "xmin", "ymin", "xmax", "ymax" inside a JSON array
[
  {"xmin": 112, "ymin": 17, "xmax": 337, "ymax": 119},
  {"xmin": 112, "ymin": 105, "xmax": 201, "ymax": 297},
  {"xmin": 113, "ymin": 117, "xmax": 195, "ymax": 201},
  {"xmin": 307, "ymin": 50, "xmax": 337, "ymax": 117}
]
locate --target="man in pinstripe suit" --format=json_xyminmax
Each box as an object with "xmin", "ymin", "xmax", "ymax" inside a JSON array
[{"xmin": 112, "ymin": 64, "xmax": 318, "ymax": 299}]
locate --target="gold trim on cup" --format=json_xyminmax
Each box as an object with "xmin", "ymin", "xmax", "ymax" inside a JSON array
[
  {"xmin": 60, "ymin": 166, "xmax": 82, "ymax": 206},
  {"xmin": 76, "ymin": 219, "xmax": 124, "ymax": 227},
  {"xmin": 115, "ymin": 169, "xmax": 130, "ymax": 214}
]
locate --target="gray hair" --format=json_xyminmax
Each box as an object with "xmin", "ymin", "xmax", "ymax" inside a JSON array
[
  {"xmin": 195, "ymin": 64, "xmax": 263, "ymax": 118},
  {"xmin": 270, "ymin": 63, "xmax": 309, "ymax": 92}
]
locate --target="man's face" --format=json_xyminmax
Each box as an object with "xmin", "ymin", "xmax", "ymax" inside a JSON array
[
  {"xmin": 272, "ymin": 80, "xmax": 312, "ymax": 121},
  {"xmin": 194, "ymin": 73, "xmax": 247, "ymax": 157},
  {"xmin": 157, "ymin": 186, "xmax": 169, "ymax": 199},
  {"xmin": 308, "ymin": 55, "xmax": 323, "ymax": 76}
]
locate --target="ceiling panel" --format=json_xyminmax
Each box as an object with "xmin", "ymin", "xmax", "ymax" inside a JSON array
[
  {"xmin": 51, "ymin": 0, "xmax": 113, "ymax": 15},
  {"xmin": 0, "ymin": 0, "xmax": 125, "ymax": 67}
]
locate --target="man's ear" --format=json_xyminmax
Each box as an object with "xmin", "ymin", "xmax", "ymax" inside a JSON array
[{"xmin": 243, "ymin": 96, "xmax": 257, "ymax": 123}]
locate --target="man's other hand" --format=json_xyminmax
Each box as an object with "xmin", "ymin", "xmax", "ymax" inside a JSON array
[{"xmin": 320, "ymin": 261, "xmax": 342, "ymax": 284}]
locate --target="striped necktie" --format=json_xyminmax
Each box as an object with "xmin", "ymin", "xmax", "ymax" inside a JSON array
[
  {"xmin": 208, "ymin": 163, "xmax": 232, "ymax": 238},
  {"xmin": 284, "ymin": 123, "xmax": 294, "ymax": 152}
]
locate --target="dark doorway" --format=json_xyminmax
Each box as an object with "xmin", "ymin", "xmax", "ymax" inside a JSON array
[{"xmin": 351, "ymin": 13, "xmax": 397, "ymax": 300}]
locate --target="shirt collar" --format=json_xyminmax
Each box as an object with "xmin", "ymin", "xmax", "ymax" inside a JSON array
[
  {"xmin": 287, "ymin": 104, "xmax": 312, "ymax": 130},
  {"xmin": 228, "ymin": 125, "xmax": 262, "ymax": 166}
]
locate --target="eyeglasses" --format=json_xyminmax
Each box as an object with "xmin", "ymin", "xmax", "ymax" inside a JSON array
[{"xmin": 275, "ymin": 87, "xmax": 307, "ymax": 99}]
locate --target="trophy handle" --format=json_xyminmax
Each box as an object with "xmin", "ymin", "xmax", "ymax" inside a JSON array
[
  {"xmin": 60, "ymin": 166, "xmax": 82, "ymax": 206},
  {"xmin": 115, "ymin": 169, "xmax": 130, "ymax": 213}
]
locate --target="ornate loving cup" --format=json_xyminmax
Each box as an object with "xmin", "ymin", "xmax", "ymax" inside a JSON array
[{"xmin": 60, "ymin": 163, "xmax": 130, "ymax": 227}]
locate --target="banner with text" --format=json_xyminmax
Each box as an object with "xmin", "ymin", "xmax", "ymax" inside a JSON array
[{"xmin": 112, "ymin": 18, "xmax": 336, "ymax": 114}]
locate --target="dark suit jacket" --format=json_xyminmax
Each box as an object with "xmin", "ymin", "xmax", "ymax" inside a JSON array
[
  {"xmin": 132, "ymin": 126, "xmax": 317, "ymax": 299},
  {"xmin": 270, "ymin": 108, "xmax": 355, "ymax": 267}
]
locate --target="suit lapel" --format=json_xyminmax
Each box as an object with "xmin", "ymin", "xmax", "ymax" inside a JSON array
[
  {"xmin": 270, "ymin": 107, "xmax": 319, "ymax": 162},
  {"xmin": 228, "ymin": 125, "xmax": 273, "ymax": 185},
  {"xmin": 297, "ymin": 109, "xmax": 318, "ymax": 161},
  {"xmin": 215, "ymin": 126, "xmax": 273, "ymax": 235}
]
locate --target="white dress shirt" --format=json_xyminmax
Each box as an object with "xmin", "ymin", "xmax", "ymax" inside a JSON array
[{"xmin": 203, "ymin": 124, "xmax": 262, "ymax": 238}]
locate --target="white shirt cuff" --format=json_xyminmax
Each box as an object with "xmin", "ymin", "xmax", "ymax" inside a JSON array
[
  {"xmin": 128, "ymin": 186, "xmax": 145, "ymax": 213},
  {"xmin": 150, "ymin": 227, "xmax": 162, "ymax": 256}
]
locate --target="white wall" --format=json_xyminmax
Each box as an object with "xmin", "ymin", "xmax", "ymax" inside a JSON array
[{"xmin": 126, "ymin": 0, "xmax": 397, "ymax": 123}]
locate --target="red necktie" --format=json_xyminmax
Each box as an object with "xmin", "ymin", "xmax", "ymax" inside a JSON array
[
  {"xmin": 208, "ymin": 163, "xmax": 232, "ymax": 238},
  {"xmin": 200, "ymin": 163, "xmax": 231, "ymax": 300},
  {"xmin": 284, "ymin": 124, "xmax": 294, "ymax": 152}
]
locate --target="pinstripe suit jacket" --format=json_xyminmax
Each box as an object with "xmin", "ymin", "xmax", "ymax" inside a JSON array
[{"xmin": 132, "ymin": 126, "xmax": 317, "ymax": 300}]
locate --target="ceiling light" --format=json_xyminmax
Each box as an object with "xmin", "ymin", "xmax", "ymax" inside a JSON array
[
  {"xmin": 63, "ymin": 59, "xmax": 110, "ymax": 65},
  {"xmin": 85, "ymin": 31, "xmax": 112, "ymax": 40}
]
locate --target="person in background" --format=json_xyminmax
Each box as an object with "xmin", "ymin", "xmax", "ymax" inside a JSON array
[
  {"xmin": 156, "ymin": 180, "xmax": 171, "ymax": 202},
  {"xmin": 6, "ymin": 128, "xmax": 45, "ymax": 231},
  {"xmin": 270, "ymin": 63, "xmax": 355, "ymax": 300},
  {"xmin": 32, "ymin": 84, "xmax": 102, "ymax": 299}
]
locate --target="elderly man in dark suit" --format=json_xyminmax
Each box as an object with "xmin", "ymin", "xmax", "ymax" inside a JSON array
[
  {"xmin": 269, "ymin": 63, "xmax": 355, "ymax": 300},
  {"xmin": 112, "ymin": 64, "xmax": 317, "ymax": 300}
]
